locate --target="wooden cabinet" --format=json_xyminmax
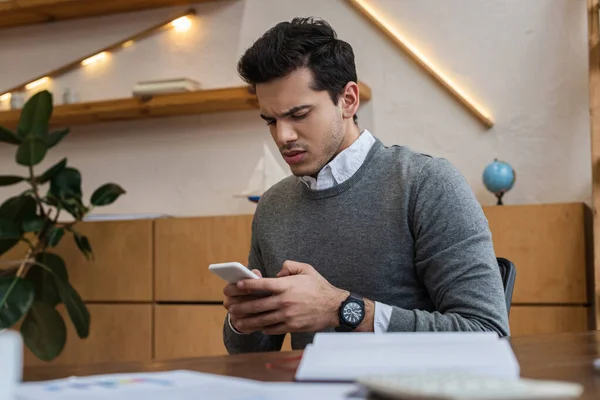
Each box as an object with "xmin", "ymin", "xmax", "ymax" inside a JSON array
[
  {"xmin": 509, "ymin": 306, "xmax": 589, "ymax": 337},
  {"xmin": 23, "ymin": 304, "xmax": 152, "ymax": 367},
  {"xmin": 155, "ymin": 215, "xmax": 253, "ymax": 301},
  {"xmin": 54, "ymin": 219, "xmax": 154, "ymax": 302},
  {"xmin": 483, "ymin": 203, "xmax": 590, "ymax": 304}
]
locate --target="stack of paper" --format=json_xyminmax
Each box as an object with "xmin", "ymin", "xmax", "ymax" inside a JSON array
[
  {"xmin": 19, "ymin": 370, "xmax": 359, "ymax": 400},
  {"xmin": 295, "ymin": 332, "xmax": 520, "ymax": 382}
]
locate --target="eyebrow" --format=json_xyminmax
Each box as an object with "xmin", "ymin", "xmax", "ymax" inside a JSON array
[{"xmin": 260, "ymin": 104, "xmax": 312, "ymax": 121}]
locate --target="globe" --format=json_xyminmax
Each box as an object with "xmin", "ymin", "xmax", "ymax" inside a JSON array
[{"xmin": 483, "ymin": 159, "xmax": 515, "ymax": 205}]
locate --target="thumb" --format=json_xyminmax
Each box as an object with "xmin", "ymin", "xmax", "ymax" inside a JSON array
[
  {"xmin": 251, "ymin": 269, "xmax": 263, "ymax": 278},
  {"xmin": 277, "ymin": 260, "xmax": 313, "ymax": 277}
]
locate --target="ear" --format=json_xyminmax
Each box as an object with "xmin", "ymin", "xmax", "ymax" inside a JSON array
[{"xmin": 339, "ymin": 81, "xmax": 360, "ymax": 121}]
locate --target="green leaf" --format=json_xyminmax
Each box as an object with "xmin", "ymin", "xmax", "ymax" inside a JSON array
[
  {"xmin": 0, "ymin": 220, "xmax": 21, "ymax": 239},
  {"xmin": 50, "ymin": 167, "xmax": 82, "ymax": 198},
  {"xmin": 0, "ymin": 176, "xmax": 25, "ymax": 186},
  {"xmin": 46, "ymin": 227, "xmax": 65, "ymax": 247},
  {"xmin": 27, "ymin": 253, "xmax": 69, "ymax": 306},
  {"xmin": 0, "ymin": 126, "xmax": 21, "ymax": 145},
  {"xmin": 46, "ymin": 128, "xmax": 69, "ymax": 148},
  {"xmin": 0, "ymin": 277, "xmax": 34, "ymax": 329},
  {"xmin": 0, "ymin": 195, "xmax": 37, "ymax": 221},
  {"xmin": 56, "ymin": 280, "xmax": 89, "ymax": 338},
  {"xmin": 37, "ymin": 158, "xmax": 67, "ymax": 184},
  {"xmin": 16, "ymin": 136, "xmax": 47, "ymax": 166},
  {"xmin": 0, "ymin": 239, "xmax": 19, "ymax": 256},
  {"xmin": 72, "ymin": 231, "xmax": 93, "ymax": 260},
  {"xmin": 35, "ymin": 253, "xmax": 68, "ymax": 281},
  {"xmin": 22, "ymin": 217, "xmax": 45, "ymax": 233},
  {"xmin": 17, "ymin": 90, "xmax": 53, "ymax": 138},
  {"xmin": 20, "ymin": 301, "xmax": 66, "ymax": 361},
  {"xmin": 26, "ymin": 267, "xmax": 60, "ymax": 306},
  {"xmin": 90, "ymin": 183, "xmax": 126, "ymax": 206}
]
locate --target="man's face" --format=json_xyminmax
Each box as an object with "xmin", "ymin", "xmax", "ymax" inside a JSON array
[{"xmin": 255, "ymin": 68, "xmax": 345, "ymax": 177}]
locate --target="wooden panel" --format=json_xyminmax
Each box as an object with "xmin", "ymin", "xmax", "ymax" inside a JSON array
[
  {"xmin": 154, "ymin": 305, "xmax": 292, "ymax": 360},
  {"xmin": 0, "ymin": 219, "xmax": 152, "ymax": 301},
  {"xmin": 0, "ymin": 83, "xmax": 371, "ymax": 128},
  {"xmin": 155, "ymin": 215, "xmax": 253, "ymax": 301},
  {"xmin": 483, "ymin": 203, "xmax": 589, "ymax": 304},
  {"xmin": 509, "ymin": 306, "xmax": 589, "ymax": 337},
  {"xmin": 154, "ymin": 305, "xmax": 227, "ymax": 359},
  {"xmin": 53, "ymin": 219, "xmax": 153, "ymax": 301},
  {"xmin": 23, "ymin": 304, "xmax": 152, "ymax": 366},
  {"xmin": 588, "ymin": 0, "xmax": 600, "ymax": 329},
  {"xmin": 0, "ymin": 0, "xmax": 218, "ymax": 29}
]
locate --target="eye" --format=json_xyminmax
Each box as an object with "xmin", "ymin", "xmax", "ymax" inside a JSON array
[
  {"xmin": 292, "ymin": 112, "xmax": 308, "ymax": 120},
  {"xmin": 265, "ymin": 119, "xmax": 276, "ymax": 126}
]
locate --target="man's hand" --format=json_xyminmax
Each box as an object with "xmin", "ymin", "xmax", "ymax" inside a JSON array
[
  {"xmin": 227, "ymin": 261, "xmax": 373, "ymax": 335},
  {"xmin": 223, "ymin": 269, "xmax": 266, "ymax": 331}
]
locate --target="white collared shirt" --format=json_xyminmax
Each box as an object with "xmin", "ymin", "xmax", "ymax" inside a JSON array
[{"xmin": 299, "ymin": 129, "xmax": 392, "ymax": 334}]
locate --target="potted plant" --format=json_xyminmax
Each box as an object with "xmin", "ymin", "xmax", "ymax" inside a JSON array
[{"xmin": 0, "ymin": 90, "xmax": 125, "ymax": 361}]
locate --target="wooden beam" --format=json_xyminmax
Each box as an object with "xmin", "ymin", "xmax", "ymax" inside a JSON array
[
  {"xmin": 588, "ymin": 0, "xmax": 600, "ymax": 330},
  {"xmin": 0, "ymin": 0, "xmax": 222, "ymax": 29},
  {"xmin": 0, "ymin": 82, "xmax": 372, "ymax": 128},
  {"xmin": 345, "ymin": 0, "xmax": 493, "ymax": 128}
]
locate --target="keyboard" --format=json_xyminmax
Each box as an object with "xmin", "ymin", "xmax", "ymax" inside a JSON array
[{"xmin": 356, "ymin": 372, "xmax": 584, "ymax": 400}]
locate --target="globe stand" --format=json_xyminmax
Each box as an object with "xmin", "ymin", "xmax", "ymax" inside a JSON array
[{"xmin": 495, "ymin": 192, "xmax": 505, "ymax": 206}]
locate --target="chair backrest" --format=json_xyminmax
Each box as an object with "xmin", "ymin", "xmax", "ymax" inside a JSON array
[{"xmin": 496, "ymin": 257, "xmax": 516, "ymax": 315}]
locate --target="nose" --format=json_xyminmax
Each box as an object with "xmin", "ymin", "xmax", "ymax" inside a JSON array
[{"xmin": 274, "ymin": 120, "xmax": 298, "ymax": 148}]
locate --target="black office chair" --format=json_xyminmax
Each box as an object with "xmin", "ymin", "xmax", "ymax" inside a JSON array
[{"xmin": 496, "ymin": 257, "xmax": 516, "ymax": 315}]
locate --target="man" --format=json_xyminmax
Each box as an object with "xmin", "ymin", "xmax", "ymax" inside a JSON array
[{"xmin": 222, "ymin": 17, "xmax": 509, "ymax": 353}]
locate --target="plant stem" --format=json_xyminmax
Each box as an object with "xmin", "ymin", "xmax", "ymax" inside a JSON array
[
  {"xmin": 0, "ymin": 275, "xmax": 19, "ymax": 310},
  {"xmin": 28, "ymin": 164, "xmax": 46, "ymax": 219},
  {"xmin": 19, "ymin": 237, "xmax": 35, "ymax": 251}
]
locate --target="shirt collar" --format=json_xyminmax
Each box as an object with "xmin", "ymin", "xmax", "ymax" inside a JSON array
[{"xmin": 300, "ymin": 129, "xmax": 376, "ymax": 189}]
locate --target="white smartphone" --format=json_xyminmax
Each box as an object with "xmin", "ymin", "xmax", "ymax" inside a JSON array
[{"xmin": 208, "ymin": 262, "xmax": 260, "ymax": 284}]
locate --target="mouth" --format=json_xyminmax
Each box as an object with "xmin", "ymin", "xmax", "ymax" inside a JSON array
[{"xmin": 282, "ymin": 150, "xmax": 307, "ymax": 165}]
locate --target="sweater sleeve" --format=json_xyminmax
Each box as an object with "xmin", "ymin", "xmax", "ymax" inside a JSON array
[
  {"xmin": 385, "ymin": 157, "xmax": 510, "ymax": 336},
  {"xmin": 223, "ymin": 214, "xmax": 286, "ymax": 354}
]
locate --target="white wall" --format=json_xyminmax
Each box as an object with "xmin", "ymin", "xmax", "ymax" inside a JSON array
[{"xmin": 0, "ymin": 0, "xmax": 591, "ymax": 217}]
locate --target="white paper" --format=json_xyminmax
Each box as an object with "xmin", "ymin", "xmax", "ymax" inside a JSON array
[
  {"xmin": 295, "ymin": 339, "xmax": 520, "ymax": 382},
  {"xmin": 0, "ymin": 331, "xmax": 22, "ymax": 400},
  {"xmin": 18, "ymin": 370, "xmax": 361, "ymax": 400},
  {"xmin": 312, "ymin": 331, "xmax": 501, "ymax": 347}
]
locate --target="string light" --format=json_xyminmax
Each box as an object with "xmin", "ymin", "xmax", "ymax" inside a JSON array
[
  {"xmin": 25, "ymin": 77, "xmax": 50, "ymax": 90},
  {"xmin": 346, "ymin": 0, "xmax": 493, "ymax": 127},
  {"xmin": 0, "ymin": 8, "xmax": 196, "ymax": 97},
  {"xmin": 0, "ymin": 93, "xmax": 11, "ymax": 101},
  {"xmin": 171, "ymin": 16, "xmax": 192, "ymax": 32},
  {"xmin": 81, "ymin": 52, "xmax": 108, "ymax": 66}
]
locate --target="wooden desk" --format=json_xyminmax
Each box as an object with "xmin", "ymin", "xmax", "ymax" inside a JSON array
[{"xmin": 23, "ymin": 332, "xmax": 600, "ymax": 399}]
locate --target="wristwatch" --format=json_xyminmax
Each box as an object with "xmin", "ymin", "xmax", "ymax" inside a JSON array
[{"xmin": 335, "ymin": 292, "xmax": 365, "ymax": 332}]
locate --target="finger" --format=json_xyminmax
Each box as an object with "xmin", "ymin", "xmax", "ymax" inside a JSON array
[
  {"xmin": 252, "ymin": 269, "xmax": 263, "ymax": 278},
  {"xmin": 223, "ymin": 294, "xmax": 265, "ymax": 310},
  {"xmin": 278, "ymin": 260, "xmax": 313, "ymax": 277},
  {"xmin": 229, "ymin": 294, "xmax": 281, "ymax": 315},
  {"xmin": 262, "ymin": 324, "xmax": 288, "ymax": 335},
  {"xmin": 223, "ymin": 283, "xmax": 253, "ymax": 297},
  {"xmin": 238, "ymin": 277, "xmax": 287, "ymax": 294},
  {"xmin": 237, "ymin": 311, "xmax": 285, "ymax": 331}
]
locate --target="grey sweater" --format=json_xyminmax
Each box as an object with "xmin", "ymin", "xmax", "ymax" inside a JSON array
[{"xmin": 224, "ymin": 139, "xmax": 510, "ymax": 353}]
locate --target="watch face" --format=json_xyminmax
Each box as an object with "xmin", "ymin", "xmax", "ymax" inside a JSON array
[{"xmin": 342, "ymin": 301, "xmax": 364, "ymax": 324}]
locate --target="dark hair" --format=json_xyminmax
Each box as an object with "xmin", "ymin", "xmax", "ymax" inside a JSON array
[{"xmin": 237, "ymin": 17, "xmax": 358, "ymax": 124}]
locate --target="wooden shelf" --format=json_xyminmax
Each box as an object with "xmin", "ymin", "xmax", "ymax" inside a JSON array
[
  {"xmin": 0, "ymin": 0, "xmax": 220, "ymax": 29},
  {"xmin": 0, "ymin": 82, "xmax": 372, "ymax": 128}
]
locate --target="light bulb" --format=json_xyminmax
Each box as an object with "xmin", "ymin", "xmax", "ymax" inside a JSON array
[
  {"xmin": 25, "ymin": 77, "xmax": 50, "ymax": 90},
  {"xmin": 171, "ymin": 16, "xmax": 192, "ymax": 32},
  {"xmin": 81, "ymin": 52, "xmax": 108, "ymax": 66}
]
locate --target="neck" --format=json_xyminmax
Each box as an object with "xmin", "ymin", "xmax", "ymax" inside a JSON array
[{"xmin": 309, "ymin": 123, "xmax": 361, "ymax": 179}]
